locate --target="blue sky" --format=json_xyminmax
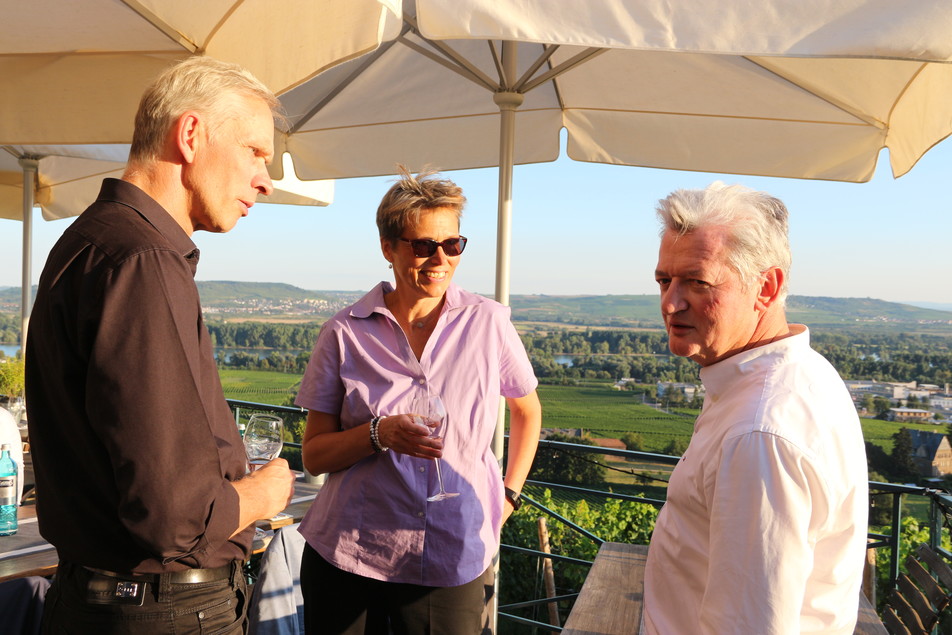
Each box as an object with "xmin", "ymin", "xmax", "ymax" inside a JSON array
[{"xmin": 2, "ymin": 138, "xmax": 951, "ymax": 308}]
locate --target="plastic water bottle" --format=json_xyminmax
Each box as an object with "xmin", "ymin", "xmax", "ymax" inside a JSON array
[{"xmin": 0, "ymin": 444, "xmax": 17, "ymax": 536}]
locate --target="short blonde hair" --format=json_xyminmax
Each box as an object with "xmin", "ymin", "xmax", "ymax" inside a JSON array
[
  {"xmin": 656, "ymin": 182, "xmax": 792, "ymax": 301},
  {"xmin": 376, "ymin": 165, "xmax": 466, "ymax": 242},
  {"xmin": 129, "ymin": 56, "xmax": 281, "ymax": 163}
]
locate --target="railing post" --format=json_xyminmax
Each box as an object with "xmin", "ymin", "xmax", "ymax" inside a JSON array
[
  {"xmin": 889, "ymin": 491, "xmax": 903, "ymax": 583},
  {"xmin": 929, "ymin": 494, "xmax": 940, "ymax": 551}
]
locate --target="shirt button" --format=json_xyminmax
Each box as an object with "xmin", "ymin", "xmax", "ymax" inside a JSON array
[
  {"xmin": 419, "ymin": 467, "xmax": 425, "ymax": 473},
  {"xmin": 417, "ymin": 378, "xmax": 425, "ymax": 385},
  {"xmin": 417, "ymin": 511, "xmax": 424, "ymax": 518}
]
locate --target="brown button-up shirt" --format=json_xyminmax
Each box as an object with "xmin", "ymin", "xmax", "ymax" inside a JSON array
[{"xmin": 26, "ymin": 179, "xmax": 250, "ymax": 573}]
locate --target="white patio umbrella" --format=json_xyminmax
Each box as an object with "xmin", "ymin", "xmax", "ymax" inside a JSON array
[
  {"xmin": 2, "ymin": 0, "xmax": 394, "ymax": 345},
  {"xmin": 276, "ymin": 0, "xmax": 952, "ymax": 305},
  {"xmin": 1, "ymin": 145, "xmax": 334, "ymax": 345},
  {"xmin": 0, "ymin": 0, "xmax": 398, "ymax": 144},
  {"xmin": 273, "ymin": 0, "xmax": 952, "ymax": 467}
]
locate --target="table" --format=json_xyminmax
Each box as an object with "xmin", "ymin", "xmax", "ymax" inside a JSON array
[
  {"xmin": 560, "ymin": 542, "xmax": 887, "ymax": 635},
  {"xmin": 0, "ymin": 472, "xmax": 321, "ymax": 584},
  {"xmin": 562, "ymin": 542, "xmax": 645, "ymax": 635},
  {"xmin": 0, "ymin": 505, "xmax": 58, "ymax": 583}
]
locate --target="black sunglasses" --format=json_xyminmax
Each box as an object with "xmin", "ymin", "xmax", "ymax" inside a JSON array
[{"xmin": 398, "ymin": 236, "xmax": 468, "ymax": 258}]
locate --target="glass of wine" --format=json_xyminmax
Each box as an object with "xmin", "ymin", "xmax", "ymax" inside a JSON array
[
  {"xmin": 414, "ymin": 395, "xmax": 459, "ymax": 502},
  {"xmin": 243, "ymin": 413, "xmax": 284, "ymax": 472}
]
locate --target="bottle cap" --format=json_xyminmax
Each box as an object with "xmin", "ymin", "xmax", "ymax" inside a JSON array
[{"xmin": 0, "ymin": 444, "xmax": 8, "ymax": 451}]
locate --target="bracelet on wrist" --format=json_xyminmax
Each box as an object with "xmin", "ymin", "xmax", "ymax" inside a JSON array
[{"xmin": 370, "ymin": 416, "xmax": 389, "ymax": 453}]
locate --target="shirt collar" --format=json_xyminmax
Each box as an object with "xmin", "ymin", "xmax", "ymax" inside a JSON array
[
  {"xmin": 349, "ymin": 281, "xmax": 480, "ymax": 320},
  {"xmin": 97, "ymin": 178, "xmax": 201, "ymax": 271},
  {"xmin": 699, "ymin": 324, "xmax": 810, "ymax": 398}
]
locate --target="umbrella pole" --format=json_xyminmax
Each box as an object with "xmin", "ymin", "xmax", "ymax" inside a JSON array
[
  {"xmin": 492, "ymin": 90, "xmax": 524, "ymax": 461},
  {"xmin": 492, "ymin": 45, "xmax": 526, "ymax": 462},
  {"xmin": 490, "ymin": 42, "xmax": 525, "ymax": 635},
  {"xmin": 19, "ymin": 158, "xmax": 39, "ymax": 350}
]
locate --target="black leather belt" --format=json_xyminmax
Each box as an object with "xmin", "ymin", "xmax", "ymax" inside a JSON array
[
  {"xmin": 76, "ymin": 562, "xmax": 237, "ymax": 606},
  {"xmin": 83, "ymin": 563, "xmax": 234, "ymax": 585}
]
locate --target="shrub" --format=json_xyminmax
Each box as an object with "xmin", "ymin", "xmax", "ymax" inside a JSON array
[{"xmin": 0, "ymin": 356, "xmax": 25, "ymax": 399}]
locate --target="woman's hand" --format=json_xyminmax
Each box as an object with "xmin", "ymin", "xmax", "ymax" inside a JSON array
[{"xmin": 377, "ymin": 414, "xmax": 443, "ymax": 459}]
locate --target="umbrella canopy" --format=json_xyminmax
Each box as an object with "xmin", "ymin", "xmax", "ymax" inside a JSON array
[
  {"xmin": 0, "ymin": 0, "xmax": 398, "ymax": 145},
  {"xmin": 1, "ymin": 145, "xmax": 334, "ymax": 345},
  {"xmin": 273, "ymin": 0, "xmax": 952, "ymax": 464},
  {"xmin": 1, "ymin": 146, "xmax": 334, "ymax": 222},
  {"xmin": 277, "ymin": 0, "xmax": 952, "ymax": 187}
]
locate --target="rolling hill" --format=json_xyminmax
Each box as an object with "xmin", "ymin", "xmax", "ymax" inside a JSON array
[{"xmin": 2, "ymin": 282, "xmax": 951, "ymax": 333}]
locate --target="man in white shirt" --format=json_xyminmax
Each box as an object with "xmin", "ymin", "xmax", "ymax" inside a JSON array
[{"xmin": 643, "ymin": 183, "xmax": 869, "ymax": 634}]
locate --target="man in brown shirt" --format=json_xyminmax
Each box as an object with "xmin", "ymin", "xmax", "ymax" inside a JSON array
[{"xmin": 26, "ymin": 57, "xmax": 295, "ymax": 634}]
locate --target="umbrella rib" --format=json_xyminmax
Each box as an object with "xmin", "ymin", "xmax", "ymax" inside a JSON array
[
  {"xmin": 402, "ymin": 15, "xmax": 499, "ymax": 91},
  {"xmin": 288, "ymin": 37, "xmax": 406, "ymax": 135},
  {"xmin": 400, "ymin": 38, "xmax": 499, "ymax": 92},
  {"xmin": 488, "ymin": 41, "xmax": 506, "ymax": 87},
  {"xmin": 746, "ymin": 57, "xmax": 885, "ymax": 129},
  {"xmin": 119, "ymin": 0, "xmax": 199, "ymax": 53},
  {"xmin": 513, "ymin": 44, "xmax": 561, "ymax": 92},
  {"xmin": 521, "ymin": 47, "xmax": 608, "ymax": 94}
]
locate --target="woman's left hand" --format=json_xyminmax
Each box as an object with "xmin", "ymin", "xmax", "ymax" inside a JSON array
[{"xmin": 376, "ymin": 414, "xmax": 444, "ymax": 459}]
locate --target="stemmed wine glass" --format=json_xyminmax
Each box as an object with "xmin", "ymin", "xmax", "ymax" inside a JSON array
[
  {"xmin": 414, "ymin": 395, "xmax": 459, "ymax": 502},
  {"xmin": 243, "ymin": 413, "xmax": 284, "ymax": 472}
]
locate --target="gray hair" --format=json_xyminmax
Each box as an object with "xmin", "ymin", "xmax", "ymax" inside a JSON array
[
  {"xmin": 656, "ymin": 182, "xmax": 791, "ymax": 301},
  {"xmin": 129, "ymin": 56, "xmax": 282, "ymax": 163},
  {"xmin": 376, "ymin": 165, "xmax": 466, "ymax": 243}
]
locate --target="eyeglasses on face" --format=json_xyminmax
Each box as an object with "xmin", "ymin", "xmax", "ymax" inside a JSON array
[{"xmin": 398, "ymin": 236, "xmax": 468, "ymax": 258}]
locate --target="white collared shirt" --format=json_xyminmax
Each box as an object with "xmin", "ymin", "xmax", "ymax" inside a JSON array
[{"xmin": 644, "ymin": 326, "xmax": 869, "ymax": 634}]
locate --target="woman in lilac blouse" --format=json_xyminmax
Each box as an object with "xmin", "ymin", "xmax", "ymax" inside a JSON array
[{"xmin": 295, "ymin": 167, "xmax": 542, "ymax": 634}]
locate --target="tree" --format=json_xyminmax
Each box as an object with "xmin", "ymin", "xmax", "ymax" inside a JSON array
[
  {"xmin": 889, "ymin": 428, "xmax": 919, "ymax": 482},
  {"xmin": 873, "ymin": 396, "xmax": 892, "ymax": 419},
  {"xmin": 865, "ymin": 442, "xmax": 893, "ymax": 482},
  {"xmin": 620, "ymin": 432, "xmax": 644, "ymax": 452},
  {"xmin": 530, "ymin": 434, "xmax": 606, "ymax": 486},
  {"xmin": 689, "ymin": 392, "xmax": 704, "ymax": 409},
  {"xmin": 663, "ymin": 437, "xmax": 689, "ymax": 457},
  {"xmin": 0, "ymin": 356, "xmax": 25, "ymax": 399}
]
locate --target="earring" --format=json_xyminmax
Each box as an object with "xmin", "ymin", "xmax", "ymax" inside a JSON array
[{"xmin": 388, "ymin": 263, "xmax": 393, "ymax": 269}]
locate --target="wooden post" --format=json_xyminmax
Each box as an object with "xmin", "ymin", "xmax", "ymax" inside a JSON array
[
  {"xmin": 863, "ymin": 542, "xmax": 877, "ymax": 607},
  {"xmin": 537, "ymin": 517, "xmax": 561, "ymax": 632}
]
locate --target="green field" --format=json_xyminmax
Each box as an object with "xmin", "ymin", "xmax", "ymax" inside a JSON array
[
  {"xmin": 219, "ymin": 369, "xmax": 301, "ymax": 406},
  {"xmin": 221, "ymin": 369, "xmax": 944, "ymax": 518},
  {"xmin": 220, "ymin": 370, "xmax": 942, "ymax": 454},
  {"xmin": 220, "ymin": 367, "xmax": 947, "ymax": 478},
  {"xmin": 534, "ymin": 383, "xmax": 695, "ymax": 451},
  {"xmin": 860, "ymin": 417, "xmax": 947, "ymax": 453}
]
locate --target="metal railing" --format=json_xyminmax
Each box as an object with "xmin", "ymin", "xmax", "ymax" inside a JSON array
[
  {"xmin": 221, "ymin": 404, "xmax": 952, "ymax": 629},
  {"xmin": 227, "ymin": 399, "xmax": 304, "ymax": 454},
  {"xmin": 498, "ymin": 439, "xmax": 952, "ymax": 631}
]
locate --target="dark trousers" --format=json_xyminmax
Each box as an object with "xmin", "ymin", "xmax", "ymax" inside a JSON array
[
  {"xmin": 301, "ymin": 543, "xmax": 492, "ymax": 635},
  {"xmin": 41, "ymin": 560, "xmax": 248, "ymax": 635}
]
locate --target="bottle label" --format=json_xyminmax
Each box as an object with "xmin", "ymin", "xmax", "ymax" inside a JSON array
[{"xmin": 0, "ymin": 476, "xmax": 15, "ymax": 506}]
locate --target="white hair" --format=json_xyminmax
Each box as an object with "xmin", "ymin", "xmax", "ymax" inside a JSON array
[{"xmin": 656, "ymin": 181, "xmax": 792, "ymax": 301}]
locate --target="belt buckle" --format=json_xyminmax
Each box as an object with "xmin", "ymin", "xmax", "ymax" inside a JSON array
[{"xmin": 86, "ymin": 576, "xmax": 147, "ymax": 606}]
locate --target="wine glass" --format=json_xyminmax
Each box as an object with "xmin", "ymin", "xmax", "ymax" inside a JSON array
[
  {"xmin": 414, "ymin": 395, "xmax": 459, "ymax": 502},
  {"xmin": 243, "ymin": 413, "xmax": 284, "ymax": 472}
]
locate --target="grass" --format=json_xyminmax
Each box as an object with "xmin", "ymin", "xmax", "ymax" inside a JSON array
[
  {"xmin": 535, "ymin": 384, "xmax": 695, "ymax": 452},
  {"xmin": 221, "ymin": 370, "xmax": 948, "ymax": 453},
  {"xmin": 861, "ymin": 417, "xmax": 947, "ymax": 453},
  {"xmin": 222, "ymin": 369, "xmax": 942, "ymax": 522},
  {"xmin": 219, "ymin": 369, "xmax": 301, "ymax": 406}
]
